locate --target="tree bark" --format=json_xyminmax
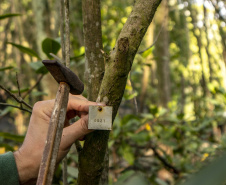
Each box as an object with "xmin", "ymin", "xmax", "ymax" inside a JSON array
[
  {"xmin": 82, "ymin": 0, "xmax": 105, "ymax": 101},
  {"xmin": 189, "ymin": 4, "xmax": 207, "ymax": 97},
  {"xmin": 139, "ymin": 25, "xmax": 154, "ymax": 113},
  {"xmin": 169, "ymin": 1, "xmax": 190, "ymax": 114},
  {"xmin": 153, "ymin": 0, "xmax": 170, "ymax": 108},
  {"xmin": 212, "ymin": 0, "xmax": 226, "ymax": 66},
  {"xmin": 78, "ymin": 0, "xmax": 162, "ymax": 185},
  {"xmin": 78, "ymin": 0, "xmax": 105, "ymax": 184},
  {"xmin": 139, "ymin": 65, "xmax": 150, "ymax": 112},
  {"xmin": 203, "ymin": 2, "xmax": 213, "ymax": 82},
  {"xmin": 32, "ymin": 0, "xmax": 49, "ymax": 59}
]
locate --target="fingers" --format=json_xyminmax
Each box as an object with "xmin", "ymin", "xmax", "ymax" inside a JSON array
[
  {"xmin": 32, "ymin": 100, "xmax": 55, "ymax": 122},
  {"xmin": 67, "ymin": 95, "xmax": 104, "ymax": 113},
  {"xmin": 69, "ymin": 94, "xmax": 87, "ymax": 100},
  {"xmin": 61, "ymin": 115, "xmax": 92, "ymax": 150}
]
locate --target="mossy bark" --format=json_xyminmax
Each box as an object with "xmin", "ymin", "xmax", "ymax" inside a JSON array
[{"xmin": 78, "ymin": 0, "xmax": 162, "ymax": 184}]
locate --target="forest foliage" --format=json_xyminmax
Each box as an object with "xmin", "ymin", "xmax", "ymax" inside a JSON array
[{"xmin": 0, "ymin": 0, "xmax": 226, "ymax": 184}]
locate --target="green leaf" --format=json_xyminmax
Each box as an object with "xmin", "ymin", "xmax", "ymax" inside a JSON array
[
  {"xmin": 0, "ymin": 66, "xmax": 14, "ymax": 71},
  {"xmin": 141, "ymin": 113, "xmax": 154, "ymax": 120},
  {"xmin": 0, "ymin": 107, "xmax": 12, "ymax": 117},
  {"xmin": 141, "ymin": 46, "xmax": 154, "ymax": 58},
  {"xmin": 124, "ymin": 91, "xmax": 138, "ymax": 100},
  {"xmin": 70, "ymin": 53, "xmax": 85, "ymax": 61},
  {"xmin": 7, "ymin": 42, "xmax": 41, "ymax": 59},
  {"xmin": 158, "ymin": 108, "xmax": 168, "ymax": 117},
  {"xmin": 0, "ymin": 13, "xmax": 21, "ymax": 20},
  {"xmin": 116, "ymin": 171, "xmax": 135, "ymax": 183},
  {"xmin": 182, "ymin": 151, "xmax": 226, "ymax": 185},
  {"xmin": 31, "ymin": 91, "xmax": 48, "ymax": 97},
  {"xmin": 108, "ymin": 140, "xmax": 114, "ymax": 148},
  {"xmin": 29, "ymin": 61, "xmax": 48, "ymax": 74},
  {"xmin": 129, "ymin": 132, "xmax": 150, "ymax": 144},
  {"xmin": 149, "ymin": 105, "xmax": 159, "ymax": 116},
  {"xmin": 0, "ymin": 143, "xmax": 15, "ymax": 151},
  {"xmin": 10, "ymin": 88, "xmax": 29, "ymax": 93},
  {"xmin": 121, "ymin": 114, "xmax": 140, "ymax": 125},
  {"xmin": 42, "ymin": 38, "xmax": 61, "ymax": 59},
  {"xmin": 67, "ymin": 166, "xmax": 78, "ymax": 178},
  {"xmin": 0, "ymin": 132, "xmax": 24, "ymax": 143},
  {"xmin": 70, "ymin": 154, "xmax": 78, "ymax": 163},
  {"xmin": 114, "ymin": 171, "xmax": 149, "ymax": 185},
  {"xmin": 155, "ymin": 178, "xmax": 168, "ymax": 185},
  {"xmin": 122, "ymin": 145, "xmax": 135, "ymax": 165}
]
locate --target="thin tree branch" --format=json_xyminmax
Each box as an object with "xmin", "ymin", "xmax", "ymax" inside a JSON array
[
  {"xmin": 137, "ymin": 13, "xmax": 167, "ymax": 54},
  {"xmin": 137, "ymin": 16, "xmax": 166, "ymax": 54},
  {"xmin": 128, "ymin": 140, "xmax": 181, "ymax": 175},
  {"xmin": 129, "ymin": 72, "xmax": 138, "ymax": 114},
  {"xmin": 16, "ymin": 73, "xmax": 23, "ymax": 109},
  {"xmin": 0, "ymin": 84, "xmax": 32, "ymax": 109},
  {"xmin": 0, "ymin": 103, "xmax": 32, "ymax": 113},
  {"xmin": 16, "ymin": 73, "xmax": 21, "ymax": 98},
  {"xmin": 60, "ymin": 1, "xmax": 70, "ymax": 184},
  {"xmin": 70, "ymin": 53, "xmax": 85, "ymax": 60},
  {"xmin": 60, "ymin": 0, "xmax": 65, "ymax": 63},
  {"xmin": 64, "ymin": 0, "xmax": 70, "ymax": 68},
  {"xmin": 150, "ymin": 144, "xmax": 181, "ymax": 175},
  {"xmin": 63, "ymin": 157, "xmax": 68, "ymax": 185},
  {"xmin": 50, "ymin": 53, "xmax": 63, "ymax": 64},
  {"xmin": 22, "ymin": 74, "xmax": 44, "ymax": 99}
]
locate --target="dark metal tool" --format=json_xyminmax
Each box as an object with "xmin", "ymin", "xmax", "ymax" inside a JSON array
[
  {"xmin": 42, "ymin": 60, "xmax": 84, "ymax": 94},
  {"xmin": 37, "ymin": 60, "xmax": 84, "ymax": 185}
]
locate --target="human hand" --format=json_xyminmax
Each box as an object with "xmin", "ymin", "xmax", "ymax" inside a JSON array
[{"xmin": 14, "ymin": 95, "xmax": 103, "ymax": 185}]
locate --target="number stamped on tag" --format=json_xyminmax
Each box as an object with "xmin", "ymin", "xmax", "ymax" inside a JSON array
[{"xmin": 88, "ymin": 106, "xmax": 113, "ymax": 130}]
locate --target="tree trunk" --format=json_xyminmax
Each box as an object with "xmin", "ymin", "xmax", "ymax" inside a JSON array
[
  {"xmin": 154, "ymin": 0, "xmax": 170, "ymax": 108},
  {"xmin": 203, "ymin": 2, "xmax": 213, "ymax": 83},
  {"xmin": 82, "ymin": 0, "xmax": 105, "ymax": 101},
  {"xmin": 78, "ymin": 0, "xmax": 105, "ymax": 184},
  {"xmin": 139, "ymin": 25, "xmax": 154, "ymax": 113},
  {"xmin": 169, "ymin": 1, "xmax": 190, "ymax": 114},
  {"xmin": 218, "ymin": 26, "xmax": 226, "ymax": 66},
  {"xmin": 32, "ymin": 0, "xmax": 49, "ymax": 59},
  {"xmin": 139, "ymin": 65, "xmax": 150, "ymax": 112},
  {"xmin": 189, "ymin": 4, "xmax": 207, "ymax": 97},
  {"xmin": 77, "ymin": 0, "xmax": 162, "ymax": 184}
]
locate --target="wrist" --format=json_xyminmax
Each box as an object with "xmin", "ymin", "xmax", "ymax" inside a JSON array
[{"xmin": 14, "ymin": 150, "xmax": 38, "ymax": 185}]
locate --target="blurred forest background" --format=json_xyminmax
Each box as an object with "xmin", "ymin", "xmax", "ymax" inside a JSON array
[{"xmin": 0, "ymin": 0, "xmax": 226, "ymax": 184}]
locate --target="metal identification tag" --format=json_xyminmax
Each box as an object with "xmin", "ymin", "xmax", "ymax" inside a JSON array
[{"xmin": 88, "ymin": 105, "xmax": 113, "ymax": 130}]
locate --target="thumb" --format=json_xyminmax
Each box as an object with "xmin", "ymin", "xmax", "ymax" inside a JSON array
[{"xmin": 60, "ymin": 115, "xmax": 92, "ymax": 150}]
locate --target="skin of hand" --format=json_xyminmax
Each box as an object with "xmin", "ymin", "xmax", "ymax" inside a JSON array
[{"xmin": 14, "ymin": 95, "xmax": 104, "ymax": 185}]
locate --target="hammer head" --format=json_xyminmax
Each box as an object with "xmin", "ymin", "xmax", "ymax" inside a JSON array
[{"xmin": 42, "ymin": 60, "xmax": 84, "ymax": 95}]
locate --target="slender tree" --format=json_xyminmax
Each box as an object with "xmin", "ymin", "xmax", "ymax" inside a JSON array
[
  {"xmin": 189, "ymin": 3, "xmax": 208, "ymax": 97},
  {"xmin": 153, "ymin": 0, "xmax": 171, "ymax": 108},
  {"xmin": 77, "ymin": 0, "xmax": 162, "ymax": 184}
]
